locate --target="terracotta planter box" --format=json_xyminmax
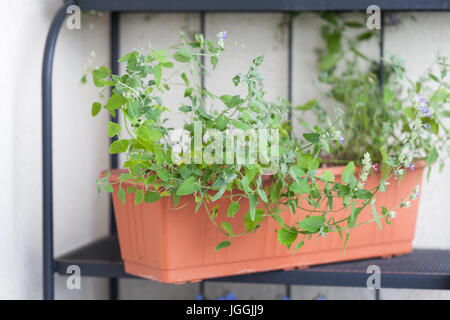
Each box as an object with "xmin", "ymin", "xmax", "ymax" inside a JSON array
[{"xmin": 105, "ymin": 162, "xmax": 424, "ymax": 284}]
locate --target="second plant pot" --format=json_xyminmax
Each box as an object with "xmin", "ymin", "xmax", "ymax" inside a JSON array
[{"xmin": 105, "ymin": 161, "xmax": 424, "ymax": 284}]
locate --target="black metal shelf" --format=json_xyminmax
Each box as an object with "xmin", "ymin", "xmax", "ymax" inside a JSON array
[
  {"xmin": 74, "ymin": 0, "xmax": 450, "ymax": 12},
  {"xmin": 55, "ymin": 236, "xmax": 450, "ymax": 290},
  {"xmin": 43, "ymin": 0, "xmax": 450, "ymax": 299}
]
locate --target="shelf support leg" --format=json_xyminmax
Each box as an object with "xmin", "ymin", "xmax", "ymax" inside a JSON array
[
  {"xmin": 379, "ymin": 10, "xmax": 385, "ymax": 94},
  {"xmin": 42, "ymin": 1, "xmax": 75, "ymax": 300},
  {"xmin": 109, "ymin": 10, "xmax": 120, "ymax": 301}
]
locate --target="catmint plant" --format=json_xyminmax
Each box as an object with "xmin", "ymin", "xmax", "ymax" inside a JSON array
[
  {"xmin": 298, "ymin": 13, "xmax": 450, "ymax": 178},
  {"xmin": 87, "ymin": 31, "xmax": 421, "ymax": 252}
]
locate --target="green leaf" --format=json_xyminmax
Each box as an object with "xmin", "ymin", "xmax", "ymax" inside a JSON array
[
  {"xmin": 135, "ymin": 189, "xmax": 144, "ymax": 205},
  {"xmin": 429, "ymin": 73, "xmax": 440, "ymax": 83},
  {"xmin": 91, "ymin": 102, "xmax": 102, "ymax": 116},
  {"xmin": 220, "ymin": 95, "xmax": 243, "ymax": 108},
  {"xmin": 221, "ymin": 222, "xmax": 233, "ymax": 235},
  {"xmin": 136, "ymin": 126, "xmax": 162, "ymax": 142},
  {"xmin": 243, "ymin": 209, "xmax": 265, "ymax": 232},
  {"xmin": 211, "ymin": 56, "xmax": 218, "ymax": 69},
  {"xmin": 135, "ymin": 126, "xmax": 150, "ymax": 140},
  {"xmin": 181, "ymin": 72, "xmax": 189, "ymax": 86},
  {"xmin": 92, "ymin": 66, "xmax": 111, "ymax": 87},
  {"xmin": 179, "ymin": 105, "xmax": 192, "ymax": 113},
  {"xmin": 156, "ymin": 168, "xmax": 169, "ymax": 182},
  {"xmin": 249, "ymin": 194, "xmax": 257, "ymax": 221},
  {"xmin": 370, "ymin": 202, "xmax": 382, "ymax": 230},
  {"xmin": 309, "ymin": 157, "xmax": 321, "ymax": 171},
  {"xmin": 277, "ymin": 228, "xmax": 297, "ymax": 248},
  {"xmin": 176, "ymin": 177, "xmax": 198, "ymax": 196},
  {"xmin": 320, "ymin": 170, "xmax": 335, "ymax": 182},
  {"xmin": 173, "ymin": 48, "xmax": 192, "ymax": 63},
  {"xmin": 354, "ymin": 189, "xmax": 373, "ymax": 199},
  {"xmin": 344, "ymin": 21, "xmax": 364, "ymax": 28},
  {"xmin": 384, "ymin": 87, "xmax": 395, "ymax": 105},
  {"xmin": 231, "ymin": 119, "xmax": 251, "ymax": 131},
  {"xmin": 214, "ymin": 114, "xmax": 229, "ymax": 131},
  {"xmin": 154, "ymin": 64, "xmax": 162, "ymax": 86},
  {"xmin": 348, "ymin": 204, "xmax": 363, "ymax": 229},
  {"xmin": 105, "ymin": 94, "xmax": 127, "ymax": 116},
  {"xmin": 427, "ymin": 147, "xmax": 438, "ymax": 165},
  {"xmin": 298, "ymin": 215, "xmax": 325, "ymax": 233},
  {"xmin": 290, "ymin": 167, "xmax": 306, "ymax": 181},
  {"xmin": 215, "ymin": 240, "xmax": 231, "ymax": 251},
  {"xmin": 295, "ymin": 99, "xmax": 318, "ymax": 111},
  {"xmin": 103, "ymin": 183, "xmax": 113, "ymax": 193},
  {"xmin": 118, "ymin": 187, "xmax": 126, "ymax": 204},
  {"xmin": 289, "ymin": 179, "xmax": 309, "ymax": 194},
  {"xmin": 109, "ymin": 139, "xmax": 129, "ymax": 154},
  {"xmin": 144, "ymin": 191, "xmax": 162, "ymax": 203},
  {"xmin": 212, "ymin": 186, "xmax": 226, "ymax": 202},
  {"xmin": 118, "ymin": 51, "xmax": 138, "ymax": 62},
  {"xmin": 342, "ymin": 161, "xmax": 355, "ymax": 185},
  {"xmin": 107, "ymin": 121, "xmax": 122, "ymax": 138},
  {"xmin": 293, "ymin": 240, "xmax": 305, "ymax": 254},
  {"xmin": 118, "ymin": 173, "xmax": 134, "ymax": 181},
  {"xmin": 343, "ymin": 232, "xmax": 350, "ymax": 253},
  {"xmin": 227, "ymin": 201, "xmax": 240, "ymax": 218},
  {"xmin": 210, "ymin": 205, "xmax": 219, "ymax": 220},
  {"xmin": 403, "ymin": 107, "xmax": 416, "ymax": 119},
  {"xmin": 357, "ymin": 31, "xmax": 373, "ymax": 41},
  {"xmin": 148, "ymin": 128, "xmax": 162, "ymax": 142},
  {"xmin": 257, "ymin": 188, "xmax": 268, "ymax": 203},
  {"xmin": 153, "ymin": 49, "xmax": 167, "ymax": 63},
  {"xmin": 303, "ymin": 133, "xmax": 320, "ymax": 143},
  {"xmin": 319, "ymin": 53, "xmax": 340, "ymax": 71}
]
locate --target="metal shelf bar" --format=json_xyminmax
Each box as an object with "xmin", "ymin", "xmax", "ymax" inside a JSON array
[
  {"xmin": 72, "ymin": 0, "xmax": 450, "ymax": 12},
  {"xmin": 54, "ymin": 236, "xmax": 450, "ymax": 290},
  {"xmin": 108, "ymin": 10, "xmax": 120, "ymax": 300},
  {"xmin": 42, "ymin": 0, "xmax": 77, "ymax": 300}
]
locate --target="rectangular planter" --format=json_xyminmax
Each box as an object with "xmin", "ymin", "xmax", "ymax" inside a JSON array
[{"xmin": 106, "ymin": 162, "xmax": 424, "ymax": 284}]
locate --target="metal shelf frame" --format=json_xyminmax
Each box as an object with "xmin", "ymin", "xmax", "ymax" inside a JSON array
[{"xmin": 42, "ymin": 0, "xmax": 450, "ymax": 300}]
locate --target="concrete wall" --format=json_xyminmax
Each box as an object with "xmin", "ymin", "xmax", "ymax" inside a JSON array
[{"xmin": 0, "ymin": 1, "xmax": 448, "ymax": 299}]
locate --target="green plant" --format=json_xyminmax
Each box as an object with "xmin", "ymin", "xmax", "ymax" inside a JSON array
[
  {"xmin": 87, "ymin": 32, "xmax": 421, "ymax": 251},
  {"xmin": 297, "ymin": 13, "xmax": 450, "ymax": 177}
]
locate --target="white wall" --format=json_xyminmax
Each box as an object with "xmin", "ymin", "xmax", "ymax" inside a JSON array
[
  {"xmin": 0, "ymin": 0, "xmax": 110, "ymax": 299},
  {"xmin": 0, "ymin": 2, "xmax": 448, "ymax": 300}
]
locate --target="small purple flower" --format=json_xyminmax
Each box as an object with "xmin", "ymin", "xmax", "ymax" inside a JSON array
[
  {"xmin": 219, "ymin": 31, "xmax": 228, "ymax": 40},
  {"xmin": 409, "ymin": 163, "xmax": 415, "ymax": 171},
  {"xmin": 418, "ymin": 94, "xmax": 431, "ymax": 117},
  {"xmin": 196, "ymin": 293, "xmax": 204, "ymax": 300},
  {"xmin": 282, "ymin": 296, "xmax": 291, "ymax": 300},
  {"xmin": 418, "ymin": 94, "xmax": 429, "ymax": 104},
  {"xmin": 339, "ymin": 136, "xmax": 344, "ymax": 145},
  {"xmin": 420, "ymin": 106, "xmax": 432, "ymax": 117},
  {"xmin": 372, "ymin": 164, "xmax": 378, "ymax": 171},
  {"xmin": 424, "ymin": 124, "xmax": 430, "ymax": 130}
]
